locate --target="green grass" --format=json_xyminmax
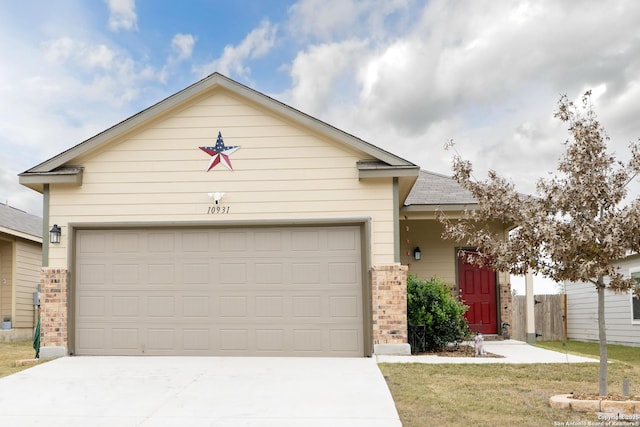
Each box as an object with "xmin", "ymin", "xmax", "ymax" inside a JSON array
[
  {"xmin": 536, "ymin": 340, "xmax": 640, "ymax": 366},
  {"xmin": 0, "ymin": 340, "xmax": 40, "ymax": 378},
  {"xmin": 380, "ymin": 341, "xmax": 640, "ymax": 427}
]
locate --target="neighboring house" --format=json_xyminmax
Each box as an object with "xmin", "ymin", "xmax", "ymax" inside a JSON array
[
  {"xmin": 19, "ymin": 73, "xmax": 512, "ymax": 358},
  {"xmin": 565, "ymin": 253, "xmax": 640, "ymax": 347},
  {"xmin": 0, "ymin": 203, "xmax": 42, "ymax": 342}
]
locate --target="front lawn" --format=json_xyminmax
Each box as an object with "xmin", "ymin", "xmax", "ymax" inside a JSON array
[
  {"xmin": 536, "ymin": 340, "xmax": 640, "ymax": 366},
  {"xmin": 380, "ymin": 341, "xmax": 640, "ymax": 426},
  {"xmin": 0, "ymin": 340, "xmax": 40, "ymax": 378}
]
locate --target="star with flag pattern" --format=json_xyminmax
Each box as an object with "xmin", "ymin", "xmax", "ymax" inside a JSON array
[{"xmin": 199, "ymin": 132, "xmax": 240, "ymax": 171}]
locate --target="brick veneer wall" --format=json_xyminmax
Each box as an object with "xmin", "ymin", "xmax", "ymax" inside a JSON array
[
  {"xmin": 371, "ymin": 264, "xmax": 408, "ymax": 345},
  {"xmin": 40, "ymin": 268, "xmax": 69, "ymax": 351},
  {"xmin": 500, "ymin": 281, "xmax": 512, "ymax": 336}
]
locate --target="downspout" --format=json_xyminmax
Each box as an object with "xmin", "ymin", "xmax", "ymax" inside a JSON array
[{"xmin": 42, "ymin": 184, "xmax": 50, "ymax": 267}]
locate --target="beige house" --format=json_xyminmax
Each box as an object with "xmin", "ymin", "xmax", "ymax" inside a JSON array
[
  {"xmin": 20, "ymin": 73, "xmax": 511, "ymax": 358},
  {"xmin": 0, "ymin": 203, "xmax": 42, "ymax": 342}
]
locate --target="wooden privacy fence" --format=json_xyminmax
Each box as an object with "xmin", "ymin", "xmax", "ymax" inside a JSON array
[{"xmin": 511, "ymin": 294, "xmax": 567, "ymax": 342}]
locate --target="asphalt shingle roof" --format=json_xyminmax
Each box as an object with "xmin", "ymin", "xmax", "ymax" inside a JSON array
[
  {"xmin": 404, "ymin": 170, "xmax": 477, "ymax": 206},
  {"xmin": 0, "ymin": 203, "xmax": 42, "ymax": 239}
]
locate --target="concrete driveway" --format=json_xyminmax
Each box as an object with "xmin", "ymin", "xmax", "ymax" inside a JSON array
[{"xmin": 0, "ymin": 357, "xmax": 401, "ymax": 427}]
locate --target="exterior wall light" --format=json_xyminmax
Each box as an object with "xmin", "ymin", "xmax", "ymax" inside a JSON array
[
  {"xmin": 49, "ymin": 224, "xmax": 61, "ymax": 244},
  {"xmin": 414, "ymin": 247, "xmax": 421, "ymax": 260}
]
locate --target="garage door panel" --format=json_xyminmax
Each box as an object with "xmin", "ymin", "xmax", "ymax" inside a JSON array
[
  {"xmin": 292, "ymin": 263, "xmax": 321, "ymax": 284},
  {"xmin": 330, "ymin": 330, "xmax": 361, "ymax": 352},
  {"xmin": 291, "ymin": 230, "xmax": 319, "ymax": 251},
  {"xmin": 219, "ymin": 231, "xmax": 247, "ymax": 251},
  {"xmin": 219, "ymin": 263, "xmax": 248, "ymax": 284},
  {"xmin": 75, "ymin": 226, "xmax": 364, "ymax": 356},
  {"xmin": 147, "ymin": 329, "xmax": 176, "ymax": 351},
  {"xmin": 182, "ymin": 232, "xmax": 209, "ymax": 252},
  {"xmin": 293, "ymin": 296, "xmax": 321, "ymax": 317},
  {"xmin": 79, "ymin": 264, "xmax": 107, "ymax": 285},
  {"xmin": 255, "ymin": 231, "xmax": 282, "ymax": 251},
  {"xmin": 148, "ymin": 264, "xmax": 175, "ymax": 285},
  {"xmin": 254, "ymin": 263, "xmax": 283, "ymax": 284},
  {"xmin": 330, "ymin": 296, "xmax": 360, "ymax": 318},
  {"xmin": 112, "ymin": 233, "xmax": 139, "ymax": 252},
  {"xmin": 220, "ymin": 329, "xmax": 249, "ymax": 351},
  {"xmin": 77, "ymin": 328, "xmax": 105, "ymax": 350},
  {"xmin": 148, "ymin": 296, "xmax": 176, "ymax": 317},
  {"xmin": 219, "ymin": 296, "xmax": 247, "ymax": 317},
  {"xmin": 327, "ymin": 228, "xmax": 358, "ymax": 251},
  {"xmin": 78, "ymin": 296, "xmax": 105, "ymax": 317},
  {"xmin": 182, "ymin": 296, "xmax": 209, "ymax": 317},
  {"xmin": 112, "ymin": 328, "xmax": 138, "ymax": 351},
  {"xmin": 148, "ymin": 232, "xmax": 175, "ymax": 252},
  {"xmin": 183, "ymin": 329, "xmax": 210, "ymax": 350},
  {"xmin": 293, "ymin": 329, "xmax": 323, "ymax": 351},
  {"xmin": 255, "ymin": 296, "xmax": 284, "ymax": 317},
  {"xmin": 112, "ymin": 296, "xmax": 139, "ymax": 317},
  {"xmin": 328, "ymin": 262, "xmax": 358, "ymax": 284},
  {"xmin": 112, "ymin": 264, "xmax": 139, "ymax": 285}
]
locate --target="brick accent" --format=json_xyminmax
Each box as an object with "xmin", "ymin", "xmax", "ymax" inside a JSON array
[
  {"xmin": 371, "ymin": 264, "xmax": 408, "ymax": 345},
  {"xmin": 500, "ymin": 281, "xmax": 512, "ymax": 336},
  {"xmin": 40, "ymin": 268, "xmax": 69, "ymax": 351}
]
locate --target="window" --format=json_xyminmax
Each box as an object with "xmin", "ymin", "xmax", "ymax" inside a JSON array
[{"xmin": 630, "ymin": 270, "xmax": 640, "ymax": 323}]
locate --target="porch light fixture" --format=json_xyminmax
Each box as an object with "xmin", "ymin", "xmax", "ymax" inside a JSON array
[
  {"xmin": 49, "ymin": 224, "xmax": 61, "ymax": 244},
  {"xmin": 413, "ymin": 247, "xmax": 421, "ymax": 261}
]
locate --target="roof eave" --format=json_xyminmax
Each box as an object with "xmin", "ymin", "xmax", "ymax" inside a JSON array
[
  {"xmin": 402, "ymin": 203, "xmax": 480, "ymax": 212},
  {"xmin": 0, "ymin": 226, "xmax": 43, "ymax": 244},
  {"xmin": 19, "ymin": 167, "xmax": 83, "ymax": 193},
  {"xmin": 358, "ymin": 164, "xmax": 420, "ymax": 179}
]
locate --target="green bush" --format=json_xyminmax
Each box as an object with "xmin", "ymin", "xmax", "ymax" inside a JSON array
[{"xmin": 407, "ymin": 275, "xmax": 470, "ymax": 352}]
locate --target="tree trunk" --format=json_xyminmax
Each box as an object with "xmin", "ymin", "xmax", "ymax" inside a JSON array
[{"xmin": 597, "ymin": 282, "xmax": 608, "ymax": 396}]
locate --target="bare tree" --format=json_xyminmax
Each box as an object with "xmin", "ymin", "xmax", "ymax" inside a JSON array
[{"xmin": 441, "ymin": 92, "xmax": 640, "ymax": 396}]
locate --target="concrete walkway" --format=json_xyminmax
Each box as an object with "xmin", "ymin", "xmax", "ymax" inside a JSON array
[
  {"xmin": 377, "ymin": 339, "xmax": 599, "ymax": 364},
  {"xmin": 0, "ymin": 356, "xmax": 401, "ymax": 427}
]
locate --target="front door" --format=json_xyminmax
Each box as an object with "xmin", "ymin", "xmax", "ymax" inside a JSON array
[{"xmin": 458, "ymin": 251, "xmax": 497, "ymax": 334}]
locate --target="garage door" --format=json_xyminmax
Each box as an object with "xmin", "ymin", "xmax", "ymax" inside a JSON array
[{"xmin": 74, "ymin": 226, "xmax": 364, "ymax": 356}]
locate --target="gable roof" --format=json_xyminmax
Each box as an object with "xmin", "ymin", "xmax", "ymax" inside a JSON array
[
  {"xmin": 19, "ymin": 73, "xmax": 418, "ymax": 192},
  {"xmin": 403, "ymin": 170, "xmax": 478, "ymax": 211},
  {"xmin": 0, "ymin": 203, "xmax": 42, "ymax": 242}
]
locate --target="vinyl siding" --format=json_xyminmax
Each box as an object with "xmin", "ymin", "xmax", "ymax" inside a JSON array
[
  {"xmin": 48, "ymin": 90, "xmax": 395, "ymax": 268},
  {"xmin": 14, "ymin": 239, "xmax": 40, "ymax": 328},
  {"xmin": 566, "ymin": 255, "xmax": 640, "ymax": 346},
  {"xmin": 0, "ymin": 241, "xmax": 11, "ymax": 323},
  {"xmin": 400, "ymin": 219, "xmax": 510, "ymax": 288}
]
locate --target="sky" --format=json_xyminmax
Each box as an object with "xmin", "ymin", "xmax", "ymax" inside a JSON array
[{"xmin": 2, "ymin": 0, "xmax": 640, "ymax": 293}]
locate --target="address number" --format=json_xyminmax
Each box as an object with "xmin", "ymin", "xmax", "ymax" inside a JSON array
[{"xmin": 207, "ymin": 206, "xmax": 230, "ymax": 214}]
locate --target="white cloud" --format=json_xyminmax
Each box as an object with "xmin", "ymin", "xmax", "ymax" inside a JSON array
[
  {"xmin": 171, "ymin": 33, "xmax": 196, "ymax": 61},
  {"xmin": 105, "ymin": 0, "xmax": 138, "ymax": 32},
  {"xmin": 44, "ymin": 37, "xmax": 117, "ymax": 70},
  {"xmin": 287, "ymin": 0, "xmax": 409, "ymax": 41},
  {"xmin": 286, "ymin": 39, "xmax": 368, "ymax": 115},
  {"xmin": 3, "ymin": 0, "xmax": 640, "ymax": 218},
  {"xmin": 195, "ymin": 20, "xmax": 277, "ymax": 78},
  {"xmin": 282, "ymin": 0, "xmax": 640, "ymax": 197}
]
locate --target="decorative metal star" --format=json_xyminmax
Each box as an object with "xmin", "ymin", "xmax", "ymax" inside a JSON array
[{"xmin": 199, "ymin": 132, "xmax": 240, "ymax": 171}]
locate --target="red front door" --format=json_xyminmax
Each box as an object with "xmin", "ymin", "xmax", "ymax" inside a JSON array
[{"xmin": 458, "ymin": 251, "xmax": 497, "ymax": 334}]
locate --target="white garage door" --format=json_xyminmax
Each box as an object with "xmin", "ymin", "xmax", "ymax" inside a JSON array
[{"xmin": 74, "ymin": 226, "xmax": 364, "ymax": 356}]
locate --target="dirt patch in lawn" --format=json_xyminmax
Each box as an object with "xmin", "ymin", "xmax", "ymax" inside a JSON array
[{"xmin": 416, "ymin": 344, "xmax": 505, "ymax": 358}]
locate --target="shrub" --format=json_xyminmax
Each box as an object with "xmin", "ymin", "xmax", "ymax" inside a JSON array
[{"xmin": 407, "ymin": 275, "xmax": 470, "ymax": 352}]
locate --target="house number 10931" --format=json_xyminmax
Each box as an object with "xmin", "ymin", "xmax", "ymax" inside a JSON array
[{"xmin": 207, "ymin": 206, "xmax": 230, "ymax": 214}]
